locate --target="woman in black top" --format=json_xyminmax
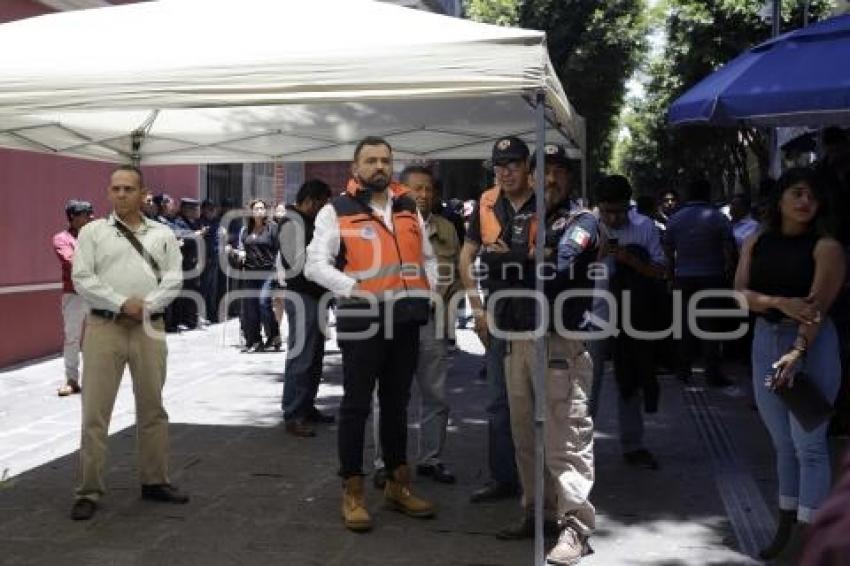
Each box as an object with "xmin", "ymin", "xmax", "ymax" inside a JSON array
[
  {"xmin": 735, "ymin": 168, "xmax": 845, "ymax": 560},
  {"xmin": 237, "ymin": 199, "xmax": 281, "ymax": 352}
]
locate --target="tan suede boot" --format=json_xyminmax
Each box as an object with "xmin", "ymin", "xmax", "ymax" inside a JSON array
[
  {"xmin": 384, "ymin": 464, "xmax": 435, "ymax": 518},
  {"xmin": 342, "ymin": 476, "xmax": 372, "ymax": 532}
]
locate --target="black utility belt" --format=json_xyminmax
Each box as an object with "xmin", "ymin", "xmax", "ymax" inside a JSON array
[{"xmin": 90, "ymin": 309, "xmax": 165, "ymax": 322}]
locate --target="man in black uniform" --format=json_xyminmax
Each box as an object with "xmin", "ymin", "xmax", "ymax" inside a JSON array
[
  {"xmin": 172, "ymin": 198, "xmax": 207, "ymax": 330},
  {"xmin": 279, "ymin": 179, "xmax": 333, "ymax": 437},
  {"xmin": 463, "ymin": 140, "xmax": 599, "ymax": 565}
]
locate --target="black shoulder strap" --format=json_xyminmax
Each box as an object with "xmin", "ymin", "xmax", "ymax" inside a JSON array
[{"xmin": 115, "ymin": 220, "xmax": 162, "ymax": 284}]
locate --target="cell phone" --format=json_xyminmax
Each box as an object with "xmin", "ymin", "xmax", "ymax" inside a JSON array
[{"xmin": 607, "ymin": 237, "xmax": 619, "ymax": 247}]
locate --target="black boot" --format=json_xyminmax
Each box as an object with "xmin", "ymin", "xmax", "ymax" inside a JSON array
[
  {"xmin": 775, "ymin": 522, "xmax": 808, "ymax": 565},
  {"xmin": 758, "ymin": 509, "xmax": 797, "ymax": 560}
]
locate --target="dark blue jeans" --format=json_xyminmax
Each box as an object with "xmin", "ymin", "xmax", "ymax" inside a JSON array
[
  {"xmin": 281, "ymin": 293, "xmax": 326, "ymax": 421},
  {"xmin": 486, "ymin": 336, "xmax": 519, "ymax": 486},
  {"xmin": 240, "ymin": 273, "xmax": 279, "ymax": 345}
]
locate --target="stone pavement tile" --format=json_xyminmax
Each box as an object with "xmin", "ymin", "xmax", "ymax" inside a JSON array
[
  {"xmin": 2, "ymin": 544, "xmax": 153, "ymax": 566},
  {"xmin": 583, "ymin": 367, "xmax": 756, "ymax": 566},
  {"xmin": 0, "ymin": 327, "xmax": 776, "ymax": 565},
  {"xmin": 140, "ymin": 549, "xmax": 322, "ymax": 566}
]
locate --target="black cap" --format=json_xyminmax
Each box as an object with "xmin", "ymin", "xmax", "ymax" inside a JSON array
[
  {"xmin": 180, "ymin": 197, "xmax": 200, "ymax": 207},
  {"xmin": 152, "ymin": 193, "xmax": 172, "ymax": 206},
  {"xmin": 491, "ymin": 136, "xmax": 529, "ymax": 164},
  {"xmin": 530, "ymin": 143, "xmax": 572, "ymax": 169},
  {"xmin": 65, "ymin": 199, "xmax": 93, "ymax": 216}
]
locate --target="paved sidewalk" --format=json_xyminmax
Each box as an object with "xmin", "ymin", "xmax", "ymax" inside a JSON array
[{"xmin": 0, "ymin": 321, "xmax": 779, "ymax": 565}]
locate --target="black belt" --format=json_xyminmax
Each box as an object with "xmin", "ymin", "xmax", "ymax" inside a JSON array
[{"xmin": 90, "ymin": 309, "xmax": 165, "ymax": 321}]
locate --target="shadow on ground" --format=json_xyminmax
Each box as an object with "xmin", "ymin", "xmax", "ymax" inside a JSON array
[{"xmin": 0, "ymin": 333, "xmax": 761, "ymax": 565}]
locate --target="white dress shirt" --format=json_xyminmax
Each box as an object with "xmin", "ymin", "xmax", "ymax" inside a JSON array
[
  {"xmin": 72, "ymin": 213, "xmax": 183, "ymax": 313},
  {"xmin": 305, "ymin": 195, "xmax": 437, "ymax": 298}
]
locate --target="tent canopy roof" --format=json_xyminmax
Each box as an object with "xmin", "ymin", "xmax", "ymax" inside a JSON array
[{"xmin": 0, "ymin": 0, "xmax": 583, "ymax": 164}]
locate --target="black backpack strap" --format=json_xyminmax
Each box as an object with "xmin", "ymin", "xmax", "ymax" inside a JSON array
[{"xmin": 115, "ymin": 220, "xmax": 162, "ymax": 284}]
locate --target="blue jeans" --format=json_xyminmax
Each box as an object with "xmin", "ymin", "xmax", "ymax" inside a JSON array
[
  {"xmin": 281, "ymin": 293, "xmax": 326, "ymax": 421},
  {"xmin": 752, "ymin": 317, "xmax": 841, "ymax": 522},
  {"xmin": 486, "ymin": 336, "xmax": 518, "ymax": 486}
]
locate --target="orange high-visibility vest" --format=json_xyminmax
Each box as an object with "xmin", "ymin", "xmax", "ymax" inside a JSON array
[
  {"xmin": 332, "ymin": 180, "xmax": 430, "ymax": 297},
  {"xmin": 478, "ymin": 186, "xmax": 537, "ymax": 255}
]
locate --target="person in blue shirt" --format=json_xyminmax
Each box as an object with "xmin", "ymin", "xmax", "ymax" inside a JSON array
[
  {"xmin": 664, "ymin": 177, "xmax": 737, "ymax": 386},
  {"xmin": 730, "ymin": 193, "xmax": 760, "ymax": 250}
]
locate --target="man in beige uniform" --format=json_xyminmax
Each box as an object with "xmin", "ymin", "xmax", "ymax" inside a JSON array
[{"xmin": 70, "ymin": 165, "xmax": 187, "ymax": 521}]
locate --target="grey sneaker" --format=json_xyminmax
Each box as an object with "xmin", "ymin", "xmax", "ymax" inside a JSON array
[{"xmin": 546, "ymin": 524, "xmax": 588, "ymax": 565}]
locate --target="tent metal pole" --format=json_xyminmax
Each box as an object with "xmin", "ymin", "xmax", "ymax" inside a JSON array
[
  {"xmin": 768, "ymin": 0, "xmax": 782, "ymax": 178},
  {"xmin": 130, "ymin": 110, "xmax": 160, "ymax": 166},
  {"xmin": 130, "ymin": 129, "xmax": 144, "ymax": 167},
  {"xmin": 580, "ymin": 116, "xmax": 588, "ymax": 203},
  {"xmin": 533, "ymin": 89, "xmax": 547, "ymax": 566}
]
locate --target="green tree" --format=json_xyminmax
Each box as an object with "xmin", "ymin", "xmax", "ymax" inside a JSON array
[
  {"xmin": 520, "ymin": 1, "xmax": 648, "ymax": 183},
  {"xmin": 618, "ymin": 0, "xmax": 833, "ymax": 198},
  {"xmin": 464, "ymin": 0, "xmax": 518, "ymax": 25},
  {"xmin": 463, "ymin": 0, "xmax": 648, "ymax": 185}
]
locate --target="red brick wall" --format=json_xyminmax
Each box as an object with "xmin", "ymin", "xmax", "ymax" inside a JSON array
[
  {"xmin": 273, "ymin": 163, "xmax": 285, "ymax": 204},
  {"xmin": 305, "ymin": 162, "xmax": 351, "ymax": 195}
]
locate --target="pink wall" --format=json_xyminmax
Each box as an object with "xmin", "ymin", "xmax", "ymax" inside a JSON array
[
  {"xmin": 0, "ymin": 0, "xmax": 53, "ymax": 24},
  {"xmin": 0, "ymin": 148, "xmax": 199, "ymax": 368},
  {"xmin": 0, "ymin": 0, "xmax": 200, "ymax": 368},
  {"xmin": 0, "ymin": 290, "xmax": 63, "ymax": 368},
  {"xmin": 0, "ymin": 149, "xmax": 198, "ymax": 288}
]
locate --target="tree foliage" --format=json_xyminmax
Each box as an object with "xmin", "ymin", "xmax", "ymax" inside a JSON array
[
  {"xmin": 617, "ymin": 0, "xmax": 833, "ymax": 198},
  {"xmin": 463, "ymin": 0, "xmax": 648, "ymax": 184},
  {"xmin": 463, "ymin": 0, "xmax": 518, "ymax": 26}
]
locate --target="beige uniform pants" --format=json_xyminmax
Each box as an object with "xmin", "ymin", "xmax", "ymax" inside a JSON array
[
  {"xmin": 76, "ymin": 316, "xmax": 170, "ymax": 501},
  {"xmin": 504, "ymin": 334, "xmax": 595, "ymax": 535}
]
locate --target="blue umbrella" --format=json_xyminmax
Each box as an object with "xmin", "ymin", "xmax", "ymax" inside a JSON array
[{"xmin": 668, "ymin": 14, "xmax": 850, "ymax": 127}]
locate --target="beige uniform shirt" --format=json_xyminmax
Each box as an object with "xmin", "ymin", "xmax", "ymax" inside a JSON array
[
  {"xmin": 423, "ymin": 213, "xmax": 461, "ymax": 326},
  {"xmin": 424, "ymin": 213, "xmax": 461, "ymax": 301},
  {"xmin": 72, "ymin": 213, "xmax": 183, "ymax": 313}
]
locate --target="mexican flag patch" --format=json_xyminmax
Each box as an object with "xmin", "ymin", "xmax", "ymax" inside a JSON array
[{"xmin": 568, "ymin": 226, "xmax": 591, "ymax": 249}]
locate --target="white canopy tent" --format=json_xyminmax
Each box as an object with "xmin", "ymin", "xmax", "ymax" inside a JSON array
[
  {"xmin": 0, "ymin": 0, "xmax": 584, "ymax": 166},
  {"xmin": 0, "ymin": 2, "xmax": 584, "ymax": 563}
]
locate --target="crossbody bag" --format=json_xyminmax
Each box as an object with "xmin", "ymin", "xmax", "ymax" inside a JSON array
[{"xmin": 115, "ymin": 220, "xmax": 163, "ymax": 284}]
